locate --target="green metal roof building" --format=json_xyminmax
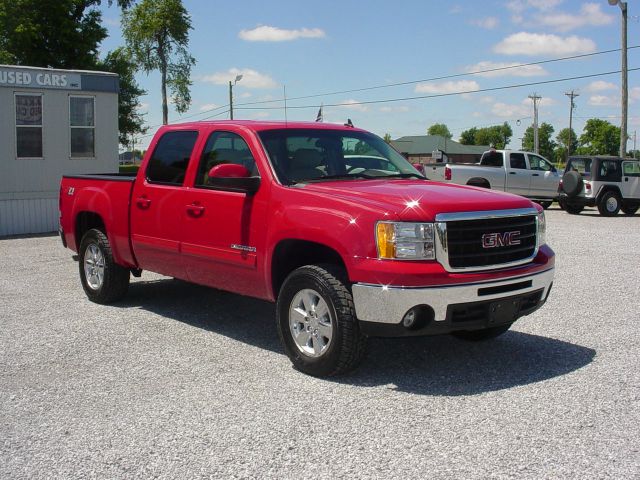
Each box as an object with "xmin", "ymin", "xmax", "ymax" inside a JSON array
[{"xmin": 391, "ymin": 135, "xmax": 490, "ymax": 164}]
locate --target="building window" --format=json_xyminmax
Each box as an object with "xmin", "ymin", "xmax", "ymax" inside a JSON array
[
  {"xmin": 70, "ymin": 96, "xmax": 95, "ymax": 157},
  {"xmin": 15, "ymin": 94, "xmax": 43, "ymax": 158}
]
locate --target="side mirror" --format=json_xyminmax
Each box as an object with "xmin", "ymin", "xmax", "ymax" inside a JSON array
[{"xmin": 207, "ymin": 164, "xmax": 260, "ymax": 194}]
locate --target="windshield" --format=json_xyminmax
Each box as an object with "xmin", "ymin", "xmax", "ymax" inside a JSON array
[{"xmin": 258, "ymin": 128, "xmax": 423, "ymax": 184}]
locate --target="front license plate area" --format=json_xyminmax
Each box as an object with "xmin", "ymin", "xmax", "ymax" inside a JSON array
[{"xmin": 488, "ymin": 298, "xmax": 520, "ymax": 325}]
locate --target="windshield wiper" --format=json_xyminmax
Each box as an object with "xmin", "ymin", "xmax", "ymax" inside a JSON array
[
  {"xmin": 305, "ymin": 173, "xmax": 379, "ymax": 181},
  {"xmin": 384, "ymin": 173, "xmax": 425, "ymax": 179}
]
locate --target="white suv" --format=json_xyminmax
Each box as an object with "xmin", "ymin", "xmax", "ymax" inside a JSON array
[{"xmin": 558, "ymin": 156, "xmax": 640, "ymax": 216}]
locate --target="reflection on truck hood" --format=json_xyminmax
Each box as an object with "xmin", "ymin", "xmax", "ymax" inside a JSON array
[{"xmin": 297, "ymin": 179, "xmax": 534, "ymax": 221}]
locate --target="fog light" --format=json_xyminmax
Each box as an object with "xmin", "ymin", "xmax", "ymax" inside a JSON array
[{"xmin": 402, "ymin": 309, "xmax": 417, "ymax": 328}]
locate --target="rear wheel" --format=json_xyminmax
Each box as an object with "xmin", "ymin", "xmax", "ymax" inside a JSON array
[
  {"xmin": 452, "ymin": 323, "xmax": 512, "ymax": 341},
  {"xmin": 597, "ymin": 191, "xmax": 621, "ymax": 216},
  {"xmin": 79, "ymin": 228, "xmax": 130, "ymax": 304},
  {"xmin": 621, "ymin": 204, "xmax": 639, "ymax": 215},
  {"xmin": 564, "ymin": 203, "xmax": 584, "ymax": 215},
  {"xmin": 276, "ymin": 265, "xmax": 367, "ymax": 377}
]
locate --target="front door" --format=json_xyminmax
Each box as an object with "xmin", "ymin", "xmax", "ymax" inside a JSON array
[
  {"xmin": 130, "ymin": 129, "xmax": 199, "ymax": 279},
  {"xmin": 527, "ymin": 153, "xmax": 559, "ymax": 198},
  {"xmin": 622, "ymin": 161, "xmax": 640, "ymax": 199},
  {"xmin": 181, "ymin": 129, "xmax": 269, "ymax": 298}
]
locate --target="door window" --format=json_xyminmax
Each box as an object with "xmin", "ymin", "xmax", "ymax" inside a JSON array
[
  {"xmin": 623, "ymin": 161, "xmax": 640, "ymax": 177},
  {"xmin": 510, "ymin": 153, "xmax": 527, "ymax": 170},
  {"xmin": 195, "ymin": 131, "xmax": 258, "ymax": 187},
  {"xmin": 528, "ymin": 154, "xmax": 553, "ymax": 171},
  {"xmin": 146, "ymin": 130, "xmax": 198, "ymax": 185}
]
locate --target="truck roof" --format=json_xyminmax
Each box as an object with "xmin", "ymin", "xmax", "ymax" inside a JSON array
[{"xmin": 167, "ymin": 120, "xmax": 368, "ymax": 133}]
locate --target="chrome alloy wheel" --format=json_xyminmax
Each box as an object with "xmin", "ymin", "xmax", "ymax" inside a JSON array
[
  {"xmin": 83, "ymin": 243, "xmax": 105, "ymax": 290},
  {"xmin": 606, "ymin": 196, "xmax": 619, "ymax": 213},
  {"xmin": 289, "ymin": 288, "xmax": 334, "ymax": 357}
]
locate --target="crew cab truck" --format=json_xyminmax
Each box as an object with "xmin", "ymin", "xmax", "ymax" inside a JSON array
[
  {"xmin": 59, "ymin": 121, "xmax": 555, "ymax": 377},
  {"xmin": 558, "ymin": 155, "xmax": 640, "ymax": 216},
  {"xmin": 425, "ymin": 149, "xmax": 561, "ymax": 208}
]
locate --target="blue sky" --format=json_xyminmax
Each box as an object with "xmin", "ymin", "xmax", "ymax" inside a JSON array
[{"xmin": 98, "ymin": 0, "xmax": 640, "ymax": 151}]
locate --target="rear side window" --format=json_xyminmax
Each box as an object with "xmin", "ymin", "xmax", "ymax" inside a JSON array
[
  {"xmin": 596, "ymin": 160, "xmax": 621, "ymax": 182},
  {"xmin": 510, "ymin": 153, "xmax": 527, "ymax": 170},
  {"xmin": 146, "ymin": 131, "xmax": 198, "ymax": 185},
  {"xmin": 567, "ymin": 158, "xmax": 591, "ymax": 177}
]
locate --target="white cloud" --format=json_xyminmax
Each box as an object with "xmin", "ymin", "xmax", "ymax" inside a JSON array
[
  {"xmin": 631, "ymin": 87, "xmax": 640, "ymax": 102},
  {"xmin": 520, "ymin": 96, "xmax": 556, "ymax": 107},
  {"xmin": 507, "ymin": 0, "xmax": 562, "ymax": 13},
  {"xmin": 478, "ymin": 96, "xmax": 495, "ymax": 104},
  {"xmin": 527, "ymin": 0, "xmax": 562, "ymax": 10},
  {"xmin": 338, "ymin": 99, "xmax": 369, "ymax": 112},
  {"xmin": 379, "ymin": 106, "xmax": 410, "ymax": 112},
  {"xmin": 139, "ymin": 102, "xmax": 149, "ymax": 112},
  {"xmin": 199, "ymin": 103, "xmax": 220, "ymax": 111},
  {"xmin": 588, "ymin": 95, "xmax": 619, "ymax": 107},
  {"xmin": 471, "ymin": 17, "xmax": 499, "ymax": 29},
  {"xmin": 239, "ymin": 25, "xmax": 325, "ymax": 42},
  {"xmin": 465, "ymin": 61, "xmax": 548, "ymax": 77},
  {"xmin": 415, "ymin": 80, "xmax": 480, "ymax": 95},
  {"xmin": 536, "ymin": 3, "xmax": 614, "ymax": 32},
  {"xmin": 491, "ymin": 102, "xmax": 530, "ymax": 118},
  {"xmin": 239, "ymin": 92, "xmax": 252, "ymax": 99},
  {"xmin": 493, "ymin": 32, "xmax": 596, "ymax": 56},
  {"xmin": 199, "ymin": 68, "xmax": 277, "ymax": 89},
  {"xmin": 585, "ymin": 81, "xmax": 617, "ymax": 92},
  {"xmin": 103, "ymin": 17, "xmax": 120, "ymax": 27}
]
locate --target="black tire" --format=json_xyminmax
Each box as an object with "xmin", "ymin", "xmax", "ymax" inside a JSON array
[
  {"xmin": 621, "ymin": 204, "xmax": 639, "ymax": 215},
  {"xmin": 79, "ymin": 228, "xmax": 130, "ymax": 304},
  {"xmin": 564, "ymin": 203, "xmax": 584, "ymax": 215},
  {"xmin": 537, "ymin": 200, "xmax": 552, "ymax": 210},
  {"xmin": 276, "ymin": 264, "xmax": 367, "ymax": 377},
  {"xmin": 561, "ymin": 171, "xmax": 583, "ymax": 197},
  {"xmin": 451, "ymin": 323, "xmax": 512, "ymax": 341},
  {"xmin": 597, "ymin": 191, "xmax": 621, "ymax": 216}
]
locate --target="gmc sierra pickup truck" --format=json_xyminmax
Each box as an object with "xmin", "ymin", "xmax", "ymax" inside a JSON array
[
  {"xmin": 425, "ymin": 149, "xmax": 561, "ymax": 208},
  {"xmin": 59, "ymin": 121, "xmax": 555, "ymax": 377}
]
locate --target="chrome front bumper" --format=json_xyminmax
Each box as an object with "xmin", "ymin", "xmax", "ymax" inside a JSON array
[{"xmin": 352, "ymin": 268, "xmax": 554, "ymax": 324}]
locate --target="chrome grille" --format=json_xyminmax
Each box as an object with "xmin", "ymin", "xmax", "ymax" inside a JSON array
[{"xmin": 435, "ymin": 208, "xmax": 539, "ymax": 272}]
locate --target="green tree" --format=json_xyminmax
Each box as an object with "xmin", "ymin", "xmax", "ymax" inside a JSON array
[
  {"xmin": 475, "ymin": 123, "xmax": 513, "ymax": 149},
  {"xmin": 383, "ymin": 133, "xmax": 392, "ymax": 144},
  {"xmin": 427, "ymin": 123, "xmax": 452, "ymax": 139},
  {"xmin": 522, "ymin": 122, "xmax": 556, "ymax": 159},
  {"xmin": 0, "ymin": 1, "xmax": 147, "ymax": 146},
  {"xmin": 554, "ymin": 127, "xmax": 578, "ymax": 163},
  {"xmin": 122, "ymin": 0, "xmax": 195, "ymax": 124},
  {"xmin": 459, "ymin": 127, "xmax": 478, "ymax": 145},
  {"xmin": 97, "ymin": 47, "xmax": 148, "ymax": 146},
  {"xmin": 577, "ymin": 119, "xmax": 620, "ymax": 155}
]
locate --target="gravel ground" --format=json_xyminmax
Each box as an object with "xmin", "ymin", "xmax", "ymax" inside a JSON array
[{"xmin": 1, "ymin": 207, "xmax": 639, "ymax": 479}]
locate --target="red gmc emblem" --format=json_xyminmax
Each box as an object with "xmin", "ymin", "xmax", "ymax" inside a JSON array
[{"xmin": 481, "ymin": 231, "xmax": 521, "ymax": 248}]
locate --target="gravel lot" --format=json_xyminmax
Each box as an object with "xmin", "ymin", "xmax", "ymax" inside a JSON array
[{"xmin": 1, "ymin": 207, "xmax": 639, "ymax": 479}]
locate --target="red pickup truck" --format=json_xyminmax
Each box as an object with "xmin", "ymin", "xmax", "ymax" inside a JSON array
[{"xmin": 59, "ymin": 121, "xmax": 555, "ymax": 376}]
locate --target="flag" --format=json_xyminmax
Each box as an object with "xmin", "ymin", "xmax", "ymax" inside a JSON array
[{"xmin": 315, "ymin": 105, "xmax": 323, "ymax": 122}]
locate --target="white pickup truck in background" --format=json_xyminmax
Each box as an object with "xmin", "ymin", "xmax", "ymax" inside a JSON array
[{"xmin": 424, "ymin": 150, "xmax": 561, "ymax": 208}]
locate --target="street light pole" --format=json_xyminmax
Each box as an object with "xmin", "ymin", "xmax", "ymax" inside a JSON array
[
  {"xmin": 228, "ymin": 74, "xmax": 243, "ymax": 120},
  {"xmin": 609, "ymin": 0, "xmax": 628, "ymax": 157}
]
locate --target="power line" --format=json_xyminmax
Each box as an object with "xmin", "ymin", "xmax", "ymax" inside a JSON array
[{"xmin": 233, "ymin": 67, "xmax": 640, "ymax": 111}]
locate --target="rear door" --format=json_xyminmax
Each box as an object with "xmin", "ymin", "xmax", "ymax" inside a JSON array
[
  {"xmin": 622, "ymin": 161, "xmax": 640, "ymax": 199},
  {"xmin": 181, "ymin": 128, "xmax": 270, "ymax": 298},
  {"xmin": 130, "ymin": 129, "xmax": 200, "ymax": 279},
  {"xmin": 527, "ymin": 153, "xmax": 560, "ymax": 198},
  {"xmin": 505, "ymin": 152, "xmax": 531, "ymax": 196}
]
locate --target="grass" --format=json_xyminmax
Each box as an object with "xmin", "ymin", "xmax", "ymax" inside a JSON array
[{"xmin": 119, "ymin": 164, "xmax": 140, "ymax": 174}]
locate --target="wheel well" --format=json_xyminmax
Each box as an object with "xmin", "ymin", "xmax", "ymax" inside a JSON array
[
  {"xmin": 467, "ymin": 177, "xmax": 491, "ymax": 189},
  {"xmin": 271, "ymin": 240, "xmax": 346, "ymax": 297},
  {"xmin": 596, "ymin": 185, "xmax": 622, "ymax": 202},
  {"xmin": 75, "ymin": 212, "xmax": 105, "ymax": 250}
]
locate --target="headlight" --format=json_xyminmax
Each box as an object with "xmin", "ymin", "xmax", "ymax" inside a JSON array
[
  {"xmin": 376, "ymin": 222, "xmax": 435, "ymax": 260},
  {"xmin": 537, "ymin": 211, "xmax": 546, "ymax": 246}
]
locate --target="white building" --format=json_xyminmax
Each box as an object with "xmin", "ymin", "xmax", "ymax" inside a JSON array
[{"xmin": 0, "ymin": 65, "xmax": 119, "ymax": 236}]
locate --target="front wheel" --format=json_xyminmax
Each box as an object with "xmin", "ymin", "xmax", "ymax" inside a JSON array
[
  {"xmin": 564, "ymin": 203, "xmax": 584, "ymax": 215},
  {"xmin": 597, "ymin": 191, "xmax": 621, "ymax": 216},
  {"xmin": 276, "ymin": 265, "xmax": 367, "ymax": 377},
  {"xmin": 451, "ymin": 323, "xmax": 512, "ymax": 341},
  {"xmin": 79, "ymin": 228, "xmax": 130, "ymax": 304}
]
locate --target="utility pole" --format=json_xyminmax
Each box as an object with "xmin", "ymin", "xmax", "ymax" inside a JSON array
[
  {"xmin": 608, "ymin": 0, "xmax": 628, "ymax": 156},
  {"xmin": 528, "ymin": 93, "xmax": 541, "ymax": 154},
  {"xmin": 565, "ymin": 91, "xmax": 579, "ymax": 160}
]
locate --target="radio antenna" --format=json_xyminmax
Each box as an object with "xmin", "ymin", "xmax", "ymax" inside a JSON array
[{"xmin": 283, "ymin": 85, "xmax": 288, "ymax": 125}]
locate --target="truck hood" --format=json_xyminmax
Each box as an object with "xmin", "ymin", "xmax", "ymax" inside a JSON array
[{"xmin": 296, "ymin": 179, "xmax": 535, "ymax": 221}]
